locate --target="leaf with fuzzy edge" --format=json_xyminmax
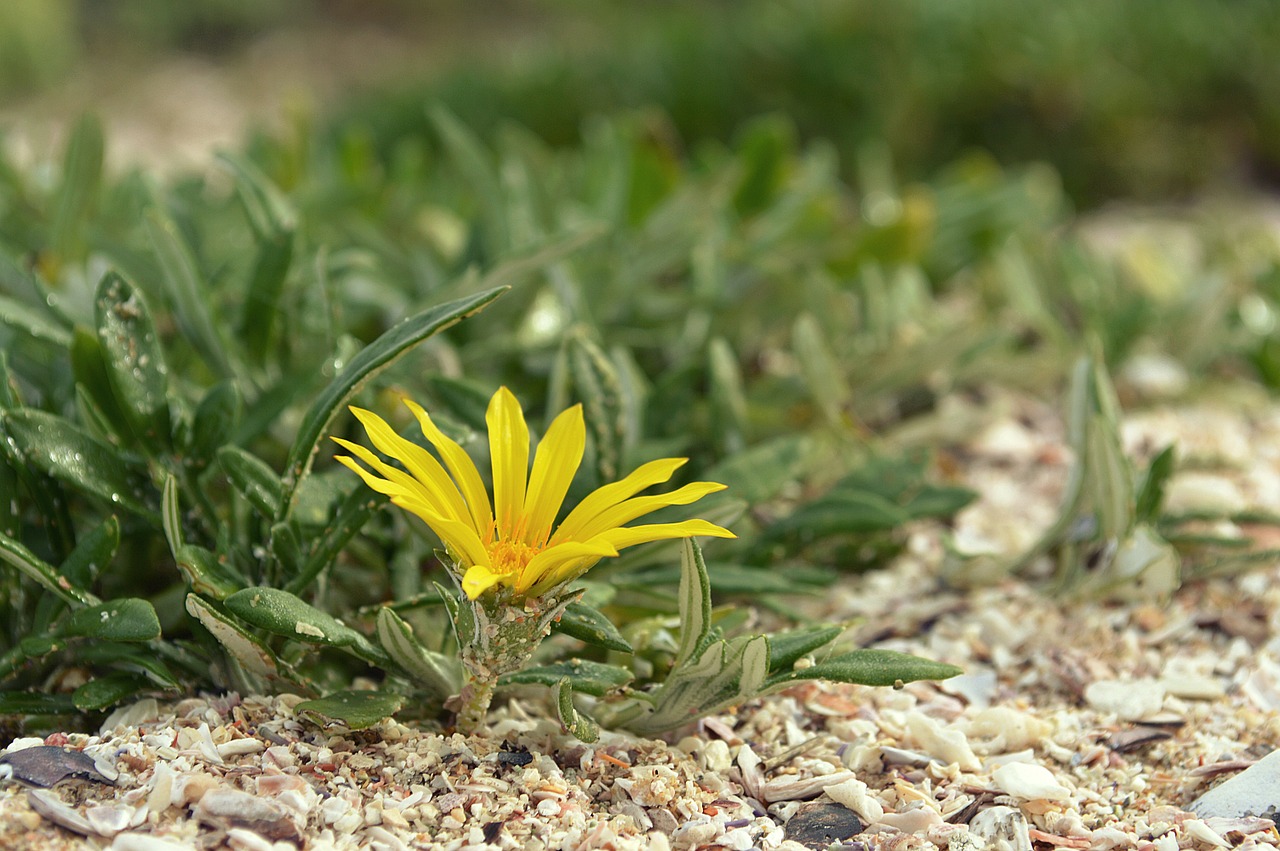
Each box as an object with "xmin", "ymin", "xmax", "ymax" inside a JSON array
[
  {"xmin": 765, "ymin": 648, "xmax": 962, "ymax": 691},
  {"xmin": 555, "ymin": 679, "xmax": 600, "ymax": 743}
]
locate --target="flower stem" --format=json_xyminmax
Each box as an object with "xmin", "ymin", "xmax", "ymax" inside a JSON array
[{"xmin": 455, "ymin": 673, "xmax": 496, "ymax": 736}]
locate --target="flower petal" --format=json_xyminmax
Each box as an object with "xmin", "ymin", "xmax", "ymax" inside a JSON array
[
  {"xmin": 594, "ymin": 519, "xmax": 736, "ymax": 552},
  {"xmin": 551, "ymin": 457, "xmax": 688, "ymax": 544},
  {"xmin": 570, "ymin": 481, "xmax": 728, "ymax": 541},
  {"xmin": 349, "ymin": 407, "xmax": 470, "ymax": 525},
  {"xmin": 403, "ymin": 398, "xmax": 494, "ymax": 540},
  {"xmin": 516, "ymin": 540, "xmax": 619, "ymax": 596},
  {"xmin": 461, "ymin": 564, "xmax": 503, "ymax": 600},
  {"xmin": 522, "ymin": 404, "xmax": 585, "ymax": 545},
  {"xmin": 333, "ymin": 438, "xmax": 442, "ymax": 509},
  {"xmin": 388, "ymin": 495, "xmax": 490, "ymax": 570},
  {"xmin": 487, "ymin": 387, "xmax": 530, "ymax": 540}
]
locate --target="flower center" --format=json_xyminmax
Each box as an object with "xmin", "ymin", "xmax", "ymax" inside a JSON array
[{"xmin": 487, "ymin": 537, "xmax": 540, "ymax": 578}]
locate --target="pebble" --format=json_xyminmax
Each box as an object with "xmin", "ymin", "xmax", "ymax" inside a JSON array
[
  {"xmin": 783, "ymin": 802, "xmax": 864, "ymax": 850},
  {"xmin": 0, "ymin": 745, "xmax": 117, "ymax": 787},
  {"xmin": 195, "ymin": 787, "xmax": 300, "ymax": 842}
]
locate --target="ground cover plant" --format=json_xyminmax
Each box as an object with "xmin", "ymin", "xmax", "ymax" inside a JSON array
[{"xmin": 2, "ymin": 7, "xmax": 1280, "ymax": 741}]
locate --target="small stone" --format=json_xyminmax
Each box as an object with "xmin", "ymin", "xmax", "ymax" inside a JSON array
[
  {"xmin": 1189, "ymin": 748, "xmax": 1280, "ymax": 820},
  {"xmin": 0, "ymin": 746, "xmax": 116, "ymax": 788},
  {"xmin": 195, "ymin": 787, "xmax": 300, "ymax": 842},
  {"xmin": 784, "ymin": 802, "xmax": 864, "ymax": 849}
]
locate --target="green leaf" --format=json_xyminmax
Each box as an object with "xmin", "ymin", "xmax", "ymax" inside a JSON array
[
  {"xmin": 295, "ymin": 690, "xmax": 404, "ymax": 730},
  {"xmin": 767, "ymin": 625, "xmax": 843, "ymax": 674},
  {"xmin": 0, "ymin": 294, "xmax": 72, "ymax": 347},
  {"xmin": 240, "ymin": 228, "xmax": 293, "ymax": 364},
  {"xmin": 184, "ymin": 593, "xmax": 280, "ymax": 679},
  {"xmin": 707, "ymin": 337, "xmax": 748, "ymax": 455},
  {"xmin": 555, "ymin": 679, "xmax": 600, "ymax": 743},
  {"xmin": 70, "ymin": 327, "xmax": 136, "ymax": 444},
  {"xmin": 553, "ymin": 602, "xmax": 633, "ymax": 653},
  {"xmin": 705, "ymin": 435, "xmax": 813, "ymax": 504},
  {"xmin": 766, "ymin": 648, "xmax": 962, "ymax": 690},
  {"xmin": 793, "ymin": 312, "xmax": 853, "ymax": 427},
  {"xmin": 218, "ymin": 446, "xmax": 284, "ymax": 519},
  {"xmin": 59, "ymin": 515, "xmax": 119, "ymax": 588},
  {"xmin": 76, "ymin": 643, "xmax": 179, "ymax": 688},
  {"xmin": 73, "ymin": 672, "xmax": 153, "ymax": 711},
  {"xmin": 277, "ymin": 287, "xmax": 505, "ymax": 523},
  {"xmin": 502, "ymin": 659, "xmax": 634, "ymax": 697},
  {"xmin": 286, "ymin": 484, "xmax": 385, "ymax": 593},
  {"xmin": 94, "ymin": 272, "xmax": 171, "ymax": 447},
  {"xmin": 374, "ymin": 607, "xmax": 461, "ymax": 701},
  {"xmin": 1, "ymin": 408, "xmax": 157, "ymax": 524},
  {"xmin": 161, "ymin": 475, "xmax": 183, "ymax": 557},
  {"xmin": 50, "ymin": 114, "xmax": 103, "ymax": 259},
  {"xmin": 1086, "ymin": 413, "xmax": 1134, "ymax": 540},
  {"xmin": 224, "ymin": 587, "xmax": 363, "ymax": 648},
  {"xmin": 61, "ymin": 599, "xmax": 161, "ymax": 642},
  {"xmin": 570, "ymin": 331, "xmax": 627, "ymax": 481},
  {"xmin": 175, "ymin": 544, "xmax": 243, "ymax": 600},
  {"xmin": 0, "ymin": 692, "xmax": 78, "ymax": 715},
  {"xmin": 674, "ymin": 539, "xmax": 712, "ymax": 669},
  {"xmin": 185, "ymin": 381, "xmax": 241, "ymax": 463},
  {"xmin": 216, "ymin": 152, "xmax": 297, "ymax": 240},
  {"xmin": 429, "ymin": 105, "xmax": 506, "ymax": 252},
  {"xmin": 145, "ymin": 208, "xmax": 234, "ymax": 378},
  {"xmin": 0, "ymin": 531, "xmax": 98, "ymax": 607},
  {"xmin": 1135, "ymin": 445, "xmax": 1176, "ymax": 525}
]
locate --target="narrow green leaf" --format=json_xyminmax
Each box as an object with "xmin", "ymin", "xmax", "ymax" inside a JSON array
[
  {"xmin": 674, "ymin": 539, "xmax": 712, "ymax": 669},
  {"xmin": 570, "ymin": 331, "xmax": 626, "ymax": 481},
  {"xmin": 502, "ymin": 659, "xmax": 634, "ymax": 696},
  {"xmin": 736, "ymin": 635, "xmax": 769, "ymax": 699},
  {"xmin": 94, "ymin": 272, "xmax": 171, "ymax": 446},
  {"xmin": 216, "ymin": 152, "xmax": 297, "ymax": 240},
  {"xmin": 286, "ymin": 485, "xmax": 385, "ymax": 593},
  {"xmin": 145, "ymin": 209, "xmax": 233, "ymax": 378},
  {"xmin": 705, "ymin": 435, "xmax": 813, "ymax": 505},
  {"xmin": 766, "ymin": 648, "xmax": 962, "ymax": 690},
  {"xmin": 60, "ymin": 516, "xmax": 119, "ymax": 588},
  {"xmin": 269, "ymin": 521, "xmax": 303, "ymax": 578},
  {"xmin": 375, "ymin": 608, "xmax": 461, "ymax": 701},
  {"xmin": 793, "ymin": 312, "xmax": 853, "ymax": 426},
  {"xmin": 161, "ymin": 475, "xmax": 182, "ymax": 558},
  {"xmin": 277, "ymin": 287, "xmax": 505, "ymax": 522},
  {"xmin": 767, "ymin": 626, "xmax": 843, "ymax": 674},
  {"xmin": 553, "ymin": 602, "xmax": 633, "ymax": 653},
  {"xmin": 50, "ymin": 114, "xmax": 103, "ymax": 259},
  {"xmin": 0, "ymin": 692, "xmax": 78, "ymax": 715},
  {"xmin": 240, "ymin": 228, "xmax": 294, "ymax": 364},
  {"xmin": 1135, "ymin": 445, "xmax": 1177, "ymax": 525},
  {"xmin": 73, "ymin": 672, "xmax": 153, "ymax": 711},
  {"xmin": 76, "ymin": 643, "xmax": 179, "ymax": 687},
  {"xmin": 218, "ymin": 446, "xmax": 284, "ymax": 519},
  {"xmin": 1, "ymin": 408, "xmax": 157, "ymax": 523},
  {"xmin": 185, "ymin": 381, "xmax": 241, "ymax": 463},
  {"xmin": 176, "ymin": 544, "xmax": 242, "ymax": 600},
  {"xmin": 61, "ymin": 599, "xmax": 161, "ymax": 642},
  {"xmin": 295, "ymin": 690, "xmax": 404, "ymax": 730},
  {"xmin": 71, "ymin": 327, "xmax": 136, "ymax": 444},
  {"xmin": 1086, "ymin": 413, "xmax": 1134, "ymax": 540},
  {"xmin": 707, "ymin": 337, "xmax": 748, "ymax": 455},
  {"xmin": 0, "ymin": 295, "xmax": 72, "ymax": 347},
  {"xmin": 428, "ymin": 105, "xmax": 506, "ymax": 252},
  {"xmin": 0, "ymin": 531, "xmax": 98, "ymax": 607},
  {"xmin": 555, "ymin": 679, "xmax": 600, "ymax": 743}
]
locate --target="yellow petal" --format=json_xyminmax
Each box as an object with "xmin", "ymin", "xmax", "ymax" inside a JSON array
[
  {"xmin": 522, "ymin": 404, "xmax": 585, "ymax": 545},
  {"xmin": 552, "ymin": 457, "xmax": 687, "ymax": 544},
  {"xmin": 570, "ymin": 481, "xmax": 727, "ymax": 541},
  {"xmin": 349, "ymin": 407, "xmax": 470, "ymax": 526},
  {"xmin": 594, "ymin": 519, "xmax": 736, "ymax": 552},
  {"xmin": 517, "ymin": 540, "xmax": 619, "ymax": 596},
  {"xmin": 487, "ymin": 387, "xmax": 530, "ymax": 540},
  {"xmin": 333, "ymin": 438, "xmax": 441, "ymax": 509},
  {"xmin": 403, "ymin": 398, "xmax": 494, "ymax": 539},
  {"xmin": 461, "ymin": 564, "xmax": 502, "ymax": 599},
  {"xmin": 389, "ymin": 495, "xmax": 491, "ymax": 569}
]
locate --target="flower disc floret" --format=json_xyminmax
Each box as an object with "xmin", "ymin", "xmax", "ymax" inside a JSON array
[{"xmin": 335, "ymin": 386, "xmax": 735, "ymax": 600}]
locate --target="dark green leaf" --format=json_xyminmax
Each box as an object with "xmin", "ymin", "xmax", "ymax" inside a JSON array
[
  {"xmin": 71, "ymin": 327, "xmax": 136, "ymax": 444},
  {"xmin": 218, "ymin": 446, "xmax": 283, "ymax": 518},
  {"xmin": 60, "ymin": 516, "xmax": 119, "ymax": 588},
  {"xmin": 295, "ymin": 690, "xmax": 404, "ymax": 730},
  {"xmin": 0, "ymin": 295, "xmax": 72, "ymax": 347},
  {"xmin": 767, "ymin": 626, "xmax": 843, "ymax": 674},
  {"xmin": 76, "ymin": 643, "xmax": 179, "ymax": 687},
  {"xmin": 0, "ymin": 531, "xmax": 98, "ymax": 607},
  {"xmin": 94, "ymin": 272, "xmax": 171, "ymax": 447},
  {"xmin": 0, "ymin": 692, "xmax": 78, "ymax": 715},
  {"xmin": 240, "ymin": 228, "xmax": 293, "ymax": 364},
  {"xmin": 175, "ymin": 544, "xmax": 243, "ymax": 600},
  {"xmin": 225, "ymin": 587, "xmax": 362, "ymax": 648},
  {"xmin": 555, "ymin": 679, "xmax": 600, "ymax": 743},
  {"xmin": 50, "ymin": 114, "xmax": 103, "ymax": 259},
  {"xmin": 502, "ymin": 659, "xmax": 634, "ymax": 697},
  {"xmin": 1, "ymin": 408, "xmax": 157, "ymax": 523},
  {"xmin": 216, "ymin": 152, "xmax": 297, "ymax": 240},
  {"xmin": 61, "ymin": 599, "xmax": 161, "ymax": 642},
  {"xmin": 185, "ymin": 381, "xmax": 241, "ymax": 463},
  {"xmin": 72, "ymin": 672, "xmax": 153, "ymax": 711},
  {"xmin": 553, "ymin": 602, "xmax": 633, "ymax": 653},
  {"xmin": 285, "ymin": 484, "xmax": 385, "ymax": 593},
  {"xmin": 277, "ymin": 287, "xmax": 505, "ymax": 522}
]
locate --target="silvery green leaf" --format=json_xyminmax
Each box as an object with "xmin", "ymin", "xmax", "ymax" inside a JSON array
[
  {"xmin": 218, "ymin": 446, "xmax": 283, "ymax": 519},
  {"xmin": 553, "ymin": 601, "xmax": 633, "ymax": 653},
  {"xmin": 94, "ymin": 272, "xmax": 171, "ymax": 447},
  {"xmin": 184, "ymin": 594, "xmax": 280, "ymax": 680},
  {"xmin": 1083, "ymin": 525, "xmax": 1181, "ymax": 603},
  {"xmin": 502, "ymin": 659, "xmax": 633, "ymax": 697},
  {"xmin": 765, "ymin": 648, "xmax": 962, "ymax": 691},
  {"xmin": 146, "ymin": 208, "xmax": 234, "ymax": 379},
  {"xmin": 0, "ymin": 531, "xmax": 98, "ymax": 607},
  {"xmin": 793, "ymin": 312, "xmax": 852, "ymax": 426},
  {"xmin": 375, "ymin": 607, "xmax": 461, "ymax": 701},
  {"xmin": 555, "ymin": 679, "xmax": 600, "ymax": 743},
  {"xmin": 704, "ymin": 435, "xmax": 813, "ymax": 505},
  {"xmin": 570, "ymin": 330, "xmax": 626, "ymax": 481},
  {"xmin": 708, "ymin": 337, "xmax": 747, "ymax": 455},
  {"xmin": 674, "ymin": 539, "xmax": 711, "ymax": 669}
]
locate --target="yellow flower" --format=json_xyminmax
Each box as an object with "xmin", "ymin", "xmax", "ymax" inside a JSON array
[{"xmin": 334, "ymin": 387, "xmax": 735, "ymax": 600}]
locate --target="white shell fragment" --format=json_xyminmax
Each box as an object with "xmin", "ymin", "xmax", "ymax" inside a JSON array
[
  {"xmin": 992, "ymin": 762, "xmax": 1073, "ymax": 802},
  {"xmin": 1189, "ymin": 748, "xmax": 1280, "ymax": 820},
  {"xmin": 969, "ymin": 805, "xmax": 1032, "ymax": 851},
  {"xmin": 821, "ymin": 777, "xmax": 884, "ymax": 823},
  {"xmin": 1083, "ymin": 678, "xmax": 1166, "ymax": 720},
  {"xmin": 905, "ymin": 713, "xmax": 981, "ymax": 771}
]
